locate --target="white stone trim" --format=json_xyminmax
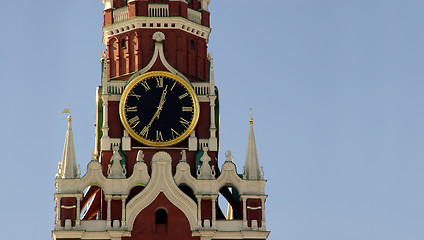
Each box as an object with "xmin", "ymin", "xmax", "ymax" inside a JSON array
[
  {"xmin": 192, "ymin": 230, "xmax": 270, "ymax": 239},
  {"xmin": 128, "ymin": 39, "xmax": 191, "ymax": 86},
  {"xmin": 52, "ymin": 230, "xmax": 131, "ymax": 240},
  {"xmin": 103, "ymin": 17, "xmax": 211, "ymax": 44},
  {"xmin": 103, "ymin": 0, "xmax": 113, "ymax": 10},
  {"xmin": 61, "ymin": 205, "xmax": 76, "ymax": 209},
  {"xmin": 246, "ymin": 206, "xmax": 262, "ymax": 210},
  {"xmin": 56, "ymin": 160, "xmax": 150, "ymax": 196},
  {"xmin": 174, "ymin": 161, "xmax": 267, "ymax": 196},
  {"xmin": 126, "ymin": 151, "xmax": 198, "ymax": 230}
]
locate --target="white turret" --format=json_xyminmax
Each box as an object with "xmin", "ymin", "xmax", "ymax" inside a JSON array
[
  {"xmin": 57, "ymin": 115, "xmax": 79, "ymax": 179},
  {"xmin": 243, "ymin": 116, "xmax": 262, "ymax": 180}
]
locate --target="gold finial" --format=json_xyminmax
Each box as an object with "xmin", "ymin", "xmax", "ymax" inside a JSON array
[
  {"xmin": 249, "ymin": 108, "xmax": 254, "ymax": 123},
  {"xmin": 62, "ymin": 105, "xmax": 72, "ymax": 120}
]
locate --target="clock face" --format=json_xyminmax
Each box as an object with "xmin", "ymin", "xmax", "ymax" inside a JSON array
[{"xmin": 119, "ymin": 72, "xmax": 199, "ymax": 147}]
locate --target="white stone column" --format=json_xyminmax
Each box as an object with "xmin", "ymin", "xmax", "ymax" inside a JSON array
[
  {"xmin": 121, "ymin": 195, "xmax": 128, "ymax": 227},
  {"xmin": 208, "ymin": 95, "xmax": 217, "ymax": 151},
  {"xmin": 101, "ymin": 96, "xmax": 111, "ymax": 151},
  {"xmin": 197, "ymin": 196, "xmax": 202, "ymax": 227},
  {"xmin": 261, "ymin": 198, "xmax": 266, "ymax": 230},
  {"xmin": 209, "ymin": 95, "xmax": 216, "ymax": 129},
  {"xmin": 106, "ymin": 195, "xmax": 112, "ymax": 228},
  {"xmin": 55, "ymin": 196, "xmax": 62, "ymax": 228},
  {"xmin": 76, "ymin": 196, "xmax": 81, "ymax": 227},
  {"xmin": 211, "ymin": 196, "xmax": 217, "ymax": 228},
  {"xmin": 242, "ymin": 198, "xmax": 248, "ymax": 229}
]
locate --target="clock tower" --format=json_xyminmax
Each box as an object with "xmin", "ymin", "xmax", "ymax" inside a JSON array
[{"xmin": 52, "ymin": 1, "xmax": 270, "ymax": 240}]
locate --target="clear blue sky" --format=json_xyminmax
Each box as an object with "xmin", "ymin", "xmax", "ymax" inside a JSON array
[{"xmin": 0, "ymin": 0, "xmax": 423, "ymax": 239}]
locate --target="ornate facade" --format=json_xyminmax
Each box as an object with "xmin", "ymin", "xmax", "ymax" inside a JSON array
[{"xmin": 52, "ymin": 1, "xmax": 269, "ymax": 239}]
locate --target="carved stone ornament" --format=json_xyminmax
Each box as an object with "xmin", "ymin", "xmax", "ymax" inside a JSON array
[
  {"xmin": 136, "ymin": 150, "xmax": 144, "ymax": 162},
  {"xmin": 108, "ymin": 147, "xmax": 126, "ymax": 179},
  {"xmin": 56, "ymin": 162, "xmax": 62, "ymax": 179},
  {"xmin": 91, "ymin": 150, "xmax": 98, "ymax": 161},
  {"xmin": 225, "ymin": 150, "xmax": 233, "ymax": 162},
  {"xmin": 197, "ymin": 147, "xmax": 215, "ymax": 179},
  {"xmin": 180, "ymin": 150, "xmax": 187, "ymax": 162},
  {"xmin": 152, "ymin": 32, "xmax": 166, "ymax": 42}
]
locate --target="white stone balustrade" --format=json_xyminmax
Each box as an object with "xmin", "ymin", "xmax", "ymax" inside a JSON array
[
  {"xmin": 192, "ymin": 82, "xmax": 210, "ymax": 95},
  {"xmin": 113, "ymin": 7, "xmax": 129, "ymax": 23},
  {"xmin": 105, "ymin": 81, "xmax": 126, "ymax": 95},
  {"xmin": 148, "ymin": 4, "xmax": 169, "ymax": 17},
  {"xmin": 188, "ymin": 8, "xmax": 202, "ymax": 25}
]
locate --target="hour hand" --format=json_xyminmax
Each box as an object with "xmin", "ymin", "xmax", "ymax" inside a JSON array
[{"xmin": 158, "ymin": 86, "xmax": 168, "ymax": 108}]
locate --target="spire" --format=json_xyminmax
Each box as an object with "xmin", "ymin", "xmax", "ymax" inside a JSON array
[
  {"xmin": 58, "ymin": 111, "xmax": 79, "ymax": 179},
  {"xmin": 243, "ymin": 110, "xmax": 261, "ymax": 180}
]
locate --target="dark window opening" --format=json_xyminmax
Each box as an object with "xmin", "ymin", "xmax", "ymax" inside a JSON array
[
  {"xmin": 155, "ymin": 208, "xmax": 168, "ymax": 224},
  {"xmin": 121, "ymin": 39, "xmax": 127, "ymax": 49},
  {"xmin": 155, "ymin": 208, "xmax": 168, "ymax": 233},
  {"xmin": 190, "ymin": 40, "xmax": 195, "ymax": 50}
]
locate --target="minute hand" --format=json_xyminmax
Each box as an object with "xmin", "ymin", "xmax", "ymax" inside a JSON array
[
  {"xmin": 155, "ymin": 86, "xmax": 168, "ymax": 119},
  {"xmin": 146, "ymin": 86, "xmax": 168, "ymax": 127}
]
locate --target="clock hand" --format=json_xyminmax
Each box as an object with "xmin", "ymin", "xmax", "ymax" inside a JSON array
[
  {"xmin": 145, "ymin": 86, "xmax": 169, "ymax": 130},
  {"xmin": 154, "ymin": 86, "xmax": 168, "ymax": 120}
]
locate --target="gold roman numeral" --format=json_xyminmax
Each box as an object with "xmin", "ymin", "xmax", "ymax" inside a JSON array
[
  {"xmin": 128, "ymin": 116, "xmax": 140, "ymax": 128},
  {"xmin": 179, "ymin": 92, "xmax": 189, "ymax": 99},
  {"xmin": 171, "ymin": 128, "xmax": 179, "ymax": 139},
  {"xmin": 180, "ymin": 117, "xmax": 190, "ymax": 129},
  {"xmin": 156, "ymin": 131, "xmax": 164, "ymax": 141},
  {"xmin": 182, "ymin": 107, "xmax": 193, "ymax": 112},
  {"xmin": 140, "ymin": 81, "xmax": 150, "ymax": 91},
  {"xmin": 126, "ymin": 106, "xmax": 137, "ymax": 112},
  {"xmin": 170, "ymin": 81, "xmax": 177, "ymax": 91},
  {"xmin": 128, "ymin": 90, "xmax": 141, "ymax": 100},
  {"xmin": 140, "ymin": 126, "xmax": 149, "ymax": 138},
  {"xmin": 156, "ymin": 76, "xmax": 164, "ymax": 88}
]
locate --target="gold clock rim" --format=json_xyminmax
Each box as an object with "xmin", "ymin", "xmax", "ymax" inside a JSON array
[{"xmin": 119, "ymin": 71, "xmax": 200, "ymax": 147}]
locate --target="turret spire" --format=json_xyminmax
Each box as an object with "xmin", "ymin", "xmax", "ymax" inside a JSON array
[
  {"xmin": 57, "ymin": 107, "xmax": 79, "ymax": 179},
  {"xmin": 243, "ymin": 109, "xmax": 262, "ymax": 180}
]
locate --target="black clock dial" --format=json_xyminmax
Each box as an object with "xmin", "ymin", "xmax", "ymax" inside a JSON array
[{"xmin": 119, "ymin": 72, "xmax": 199, "ymax": 146}]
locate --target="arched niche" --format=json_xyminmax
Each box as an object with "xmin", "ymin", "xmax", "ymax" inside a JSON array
[
  {"xmin": 217, "ymin": 185, "xmax": 242, "ymax": 220},
  {"xmin": 80, "ymin": 185, "xmax": 105, "ymax": 220}
]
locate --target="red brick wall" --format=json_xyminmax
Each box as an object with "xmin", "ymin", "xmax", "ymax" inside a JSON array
[
  {"xmin": 106, "ymin": 29, "xmax": 208, "ymax": 82},
  {"xmin": 61, "ymin": 197, "xmax": 76, "ymax": 227},
  {"xmin": 125, "ymin": 193, "xmax": 200, "ymax": 240},
  {"xmin": 247, "ymin": 199, "xmax": 262, "ymax": 228}
]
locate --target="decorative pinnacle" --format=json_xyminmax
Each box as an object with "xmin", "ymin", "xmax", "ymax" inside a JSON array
[{"xmin": 249, "ymin": 108, "xmax": 254, "ymax": 123}]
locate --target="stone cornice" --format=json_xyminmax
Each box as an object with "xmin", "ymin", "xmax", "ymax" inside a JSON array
[{"xmin": 103, "ymin": 17, "xmax": 211, "ymax": 44}]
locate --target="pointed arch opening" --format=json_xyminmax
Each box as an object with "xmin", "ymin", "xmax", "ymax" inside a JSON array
[{"xmin": 217, "ymin": 186, "xmax": 242, "ymax": 220}]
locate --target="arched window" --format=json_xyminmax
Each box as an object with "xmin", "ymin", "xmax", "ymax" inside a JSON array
[
  {"xmin": 155, "ymin": 208, "xmax": 168, "ymax": 224},
  {"xmin": 155, "ymin": 208, "xmax": 168, "ymax": 233},
  {"xmin": 121, "ymin": 39, "xmax": 127, "ymax": 49},
  {"xmin": 124, "ymin": 0, "xmax": 128, "ymax": 6}
]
